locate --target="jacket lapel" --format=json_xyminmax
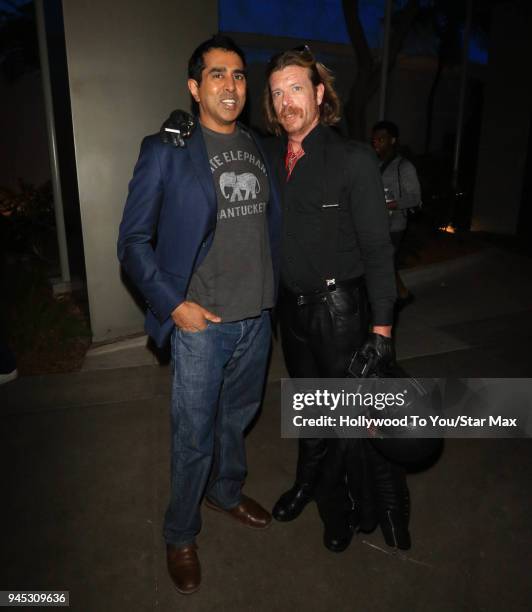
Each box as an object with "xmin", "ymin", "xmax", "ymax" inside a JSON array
[{"xmin": 186, "ymin": 126, "xmax": 217, "ymax": 212}]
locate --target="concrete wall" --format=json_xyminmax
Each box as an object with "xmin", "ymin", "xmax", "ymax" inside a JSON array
[
  {"xmin": 61, "ymin": 0, "xmax": 218, "ymax": 342},
  {"xmin": 471, "ymin": 3, "xmax": 532, "ymax": 234},
  {"xmin": 368, "ymin": 56, "xmax": 465, "ymax": 154}
]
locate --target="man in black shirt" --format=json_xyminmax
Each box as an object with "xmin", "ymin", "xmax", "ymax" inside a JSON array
[{"xmin": 263, "ymin": 47, "xmax": 411, "ymax": 552}]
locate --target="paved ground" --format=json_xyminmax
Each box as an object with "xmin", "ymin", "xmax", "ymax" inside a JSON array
[{"xmin": 1, "ymin": 249, "xmax": 532, "ymax": 612}]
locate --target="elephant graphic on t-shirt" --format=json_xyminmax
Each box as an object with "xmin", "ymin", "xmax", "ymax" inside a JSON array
[{"xmin": 219, "ymin": 171, "xmax": 260, "ymax": 202}]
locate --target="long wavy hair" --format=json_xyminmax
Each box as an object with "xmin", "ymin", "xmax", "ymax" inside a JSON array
[{"xmin": 263, "ymin": 47, "xmax": 341, "ymax": 136}]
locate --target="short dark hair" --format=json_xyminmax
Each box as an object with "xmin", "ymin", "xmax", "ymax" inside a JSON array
[
  {"xmin": 263, "ymin": 46, "xmax": 341, "ymax": 136},
  {"xmin": 188, "ymin": 34, "xmax": 246, "ymax": 84},
  {"xmin": 372, "ymin": 120, "xmax": 399, "ymax": 139}
]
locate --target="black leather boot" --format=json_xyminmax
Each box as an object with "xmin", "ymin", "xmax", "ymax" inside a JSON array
[
  {"xmin": 272, "ymin": 482, "xmax": 314, "ymax": 522},
  {"xmin": 366, "ymin": 442, "xmax": 411, "ymax": 550},
  {"xmin": 324, "ymin": 507, "xmax": 356, "ymax": 553},
  {"xmin": 273, "ymin": 438, "xmax": 327, "ymax": 522},
  {"xmin": 316, "ymin": 440, "xmax": 355, "ymax": 552},
  {"xmin": 346, "ymin": 440, "xmax": 379, "ymax": 534},
  {"xmin": 323, "ymin": 523, "xmax": 355, "ymax": 553}
]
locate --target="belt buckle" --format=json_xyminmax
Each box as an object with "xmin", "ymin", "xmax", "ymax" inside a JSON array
[
  {"xmin": 296, "ymin": 295, "xmax": 305, "ymax": 306},
  {"xmin": 326, "ymin": 278, "xmax": 336, "ymax": 292}
]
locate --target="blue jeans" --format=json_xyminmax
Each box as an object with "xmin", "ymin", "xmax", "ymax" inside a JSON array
[{"xmin": 163, "ymin": 310, "xmax": 271, "ymax": 547}]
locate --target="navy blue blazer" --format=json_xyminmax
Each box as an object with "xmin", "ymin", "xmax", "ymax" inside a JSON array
[{"xmin": 117, "ymin": 124, "xmax": 281, "ymax": 347}]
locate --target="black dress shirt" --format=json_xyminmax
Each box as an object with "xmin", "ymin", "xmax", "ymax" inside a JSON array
[{"xmin": 271, "ymin": 124, "xmax": 396, "ymax": 325}]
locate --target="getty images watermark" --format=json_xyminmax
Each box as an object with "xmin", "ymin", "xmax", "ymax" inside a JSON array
[{"xmin": 281, "ymin": 378, "xmax": 532, "ymax": 438}]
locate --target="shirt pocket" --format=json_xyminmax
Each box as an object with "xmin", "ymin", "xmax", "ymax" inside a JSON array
[{"xmin": 294, "ymin": 201, "xmax": 340, "ymax": 247}]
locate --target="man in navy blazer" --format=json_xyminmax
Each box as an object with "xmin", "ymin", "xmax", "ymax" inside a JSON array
[{"xmin": 117, "ymin": 35, "xmax": 281, "ymax": 596}]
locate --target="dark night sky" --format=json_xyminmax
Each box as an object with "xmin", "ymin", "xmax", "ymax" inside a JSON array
[{"xmin": 219, "ymin": 0, "xmax": 487, "ymax": 63}]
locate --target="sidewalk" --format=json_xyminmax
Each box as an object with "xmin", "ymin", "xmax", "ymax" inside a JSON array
[{"xmin": 1, "ymin": 249, "xmax": 532, "ymax": 611}]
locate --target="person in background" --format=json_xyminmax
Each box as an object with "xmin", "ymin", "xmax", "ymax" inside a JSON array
[{"xmin": 371, "ymin": 120, "xmax": 422, "ymax": 309}]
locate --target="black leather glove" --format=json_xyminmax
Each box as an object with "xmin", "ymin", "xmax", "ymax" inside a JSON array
[
  {"xmin": 159, "ymin": 109, "xmax": 196, "ymax": 147},
  {"xmin": 347, "ymin": 332, "xmax": 395, "ymax": 378}
]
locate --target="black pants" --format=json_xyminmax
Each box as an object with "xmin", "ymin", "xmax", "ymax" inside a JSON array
[
  {"xmin": 280, "ymin": 279, "xmax": 369, "ymax": 379},
  {"xmin": 279, "ymin": 279, "xmax": 369, "ymax": 529},
  {"xmin": 390, "ymin": 230, "xmax": 405, "ymax": 262},
  {"xmin": 280, "ymin": 280, "xmax": 409, "ymax": 536}
]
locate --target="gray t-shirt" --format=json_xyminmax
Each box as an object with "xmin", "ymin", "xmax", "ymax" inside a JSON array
[{"xmin": 186, "ymin": 125, "xmax": 275, "ymax": 322}]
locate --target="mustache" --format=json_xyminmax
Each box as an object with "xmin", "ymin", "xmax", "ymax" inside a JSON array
[{"xmin": 280, "ymin": 105, "xmax": 303, "ymax": 120}]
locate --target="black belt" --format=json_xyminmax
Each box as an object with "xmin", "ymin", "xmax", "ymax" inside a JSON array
[{"xmin": 282, "ymin": 276, "xmax": 364, "ymax": 307}]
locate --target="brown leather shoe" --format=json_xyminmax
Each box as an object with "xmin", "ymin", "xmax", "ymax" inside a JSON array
[
  {"xmin": 205, "ymin": 494, "xmax": 272, "ymax": 529},
  {"xmin": 166, "ymin": 544, "xmax": 201, "ymax": 595}
]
